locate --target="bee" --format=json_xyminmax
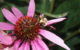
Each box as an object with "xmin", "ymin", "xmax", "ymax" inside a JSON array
[
  {"xmin": 39, "ymin": 14, "xmax": 56, "ymax": 30},
  {"xmin": 39, "ymin": 14, "xmax": 48, "ymax": 26}
]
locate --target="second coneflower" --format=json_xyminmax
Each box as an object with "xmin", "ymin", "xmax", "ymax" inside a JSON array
[{"xmin": 0, "ymin": 0, "xmax": 70, "ymax": 50}]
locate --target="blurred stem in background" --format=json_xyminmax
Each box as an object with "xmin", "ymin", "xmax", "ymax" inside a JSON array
[
  {"xmin": 0, "ymin": 0, "xmax": 4, "ymax": 3},
  {"xmin": 42, "ymin": 0, "xmax": 46, "ymax": 12},
  {"xmin": 49, "ymin": 0, "xmax": 55, "ymax": 13},
  {"xmin": 36, "ymin": 10, "xmax": 68, "ymax": 18},
  {"xmin": 42, "ymin": 0, "xmax": 55, "ymax": 13}
]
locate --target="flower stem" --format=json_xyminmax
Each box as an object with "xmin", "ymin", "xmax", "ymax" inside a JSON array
[
  {"xmin": 41, "ymin": 0, "xmax": 46, "ymax": 12},
  {"xmin": 0, "ymin": 0, "xmax": 4, "ymax": 3},
  {"xmin": 49, "ymin": 0, "xmax": 55, "ymax": 13},
  {"xmin": 36, "ymin": 10, "xmax": 55, "ymax": 18}
]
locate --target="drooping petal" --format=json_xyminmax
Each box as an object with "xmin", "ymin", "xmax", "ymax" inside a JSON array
[
  {"xmin": 18, "ymin": 42, "xmax": 25, "ymax": 50},
  {"xmin": 39, "ymin": 29, "xmax": 70, "ymax": 50},
  {"xmin": 2, "ymin": 8, "xmax": 18, "ymax": 24},
  {"xmin": 36, "ymin": 38, "xmax": 49, "ymax": 50},
  {"xmin": 46, "ymin": 18, "xmax": 66, "ymax": 26},
  {"xmin": 24, "ymin": 42, "xmax": 30, "ymax": 50},
  {"xmin": 3, "ymin": 47, "xmax": 10, "ymax": 50},
  {"xmin": 3, "ymin": 47, "xmax": 13, "ymax": 50},
  {"xmin": 11, "ymin": 6, "xmax": 24, "ymax": 18},
  {"xmin": 13, "ymin": 40, "xmax": 30, "ymax": 50},
  {"xmin": 31, "ymin": 38, "xmax": 49, "ymax": 50},
  {"xmin": 31, "ymin": 40, "xmax": 42, "ymax": 50},
  {"xmin": 0, "ymin": 31, "xmax": 13, "ymax": 45},
  {"xmin": 13, "ymin": 40, "xmax": 21, "ymax": 50},
  {"xmin": 0, "ymin": 22, "xmax": 14, "ymax": 30},
  {"xmin": 27, "ymin": 0, "xmax": 35, "ymax": 17},
  {"xmin": 31, "ymin": 42, "xmax": 36, "ymax": 50}
]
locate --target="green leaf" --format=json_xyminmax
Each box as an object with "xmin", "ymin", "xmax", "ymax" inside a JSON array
[
  {"xmin": 50, "ymin": 12, "xmax": 68, "ymax": 18},
  {"xmin": 36, "ymin": 0, "xmax": 50, "ymax": 13},
  {"xmin": 0, "ymin": 10, "xmax": 5, "ymax": 22},
  {"xmin": 16, "ymin": 6, "xmax": 27, "ymax": 15},
  {"xmin": 54, "ymin": 0, "xmax": 80, "ymax": 32},
  {"xmin": 36, "ymin": 10, "xmax": 68, "ymax": 18}
]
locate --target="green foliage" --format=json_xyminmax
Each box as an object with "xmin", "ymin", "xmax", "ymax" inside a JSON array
[
  {"xmin": 36, "ymin": 0, "xmax": 50, "ymax": 13},
  {"xmin": 54, "ymin": 0, "xmax": 80, "ymax": 33},
  {"xmin": 0, "ymin": 10, "xmax": 5, "ymax": 22}
]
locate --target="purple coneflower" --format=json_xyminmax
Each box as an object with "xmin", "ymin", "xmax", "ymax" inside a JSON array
[{"xmin": 0, "ymin": 0, "xmax": 70, "ymax": 50}]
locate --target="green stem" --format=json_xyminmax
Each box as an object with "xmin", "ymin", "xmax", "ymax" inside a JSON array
[
  {"xmin": 0, "ymin": 0, "xmax": 4, "ymax": 3},
  {"xmin": 41, "ymin": 0, "xmax": 46, "ymax": 12},
  {"xmin": 36, "ymin": 10, "xmax": 67, "ymax": 18},
  {"xmin": 49, "ymin": 0, "xmax": 55, "ymax": 13},
  {"xmin": 36, "ymin": 10, "xmax": 55, "ymax": 17}
]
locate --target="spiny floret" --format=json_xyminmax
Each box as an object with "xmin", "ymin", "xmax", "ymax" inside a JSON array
[{"xmin": 14, "ymin": 16, "xmax": 40, "ymax": 41}]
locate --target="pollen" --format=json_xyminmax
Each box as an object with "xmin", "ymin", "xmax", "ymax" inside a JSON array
[{"xmin": 14, "ymin": 16, "xmax": 40, "ymax": 41}]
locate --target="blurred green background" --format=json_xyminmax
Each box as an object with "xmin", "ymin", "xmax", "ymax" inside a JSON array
[{"xmin": 0, "ymin": 0, "xmax": 80, "ymax": 50}]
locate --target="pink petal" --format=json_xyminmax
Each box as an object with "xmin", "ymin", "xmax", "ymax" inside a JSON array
[
  {"xmin": 0, "ymin": 31, "xmax": 13, "ymax": 45},
  {"xmin": 46, "ymin": 18, "xmax": 66, "ymax": 26},
  {"xmin": 13, "ymin": 40, "xmax": 21, "ymax": 50},
  {"xmin": 11, "ymin": 6, "xmax": 24, "ymax": 18},
  {"xmin": 24, "ymin": 42, "xmax": 30, "ymax": 50},
  {"xmin": 31, "ymin": 38, "xmax": 49, "ymax": 50},
  {"xmin": 36, "ymin": 38, "xmax": 49, "ymax": 50},
  {"xmin": 3, "ymin": 47, "xmax": 10, "ymax": 50},
  {"xmin": 39, "ymin": 14, "xmax": 44, "ymax": 18},
  {"xmin": 0, "ymin": 22, "xmax": 14, "ymax": 30},
  {"xmin": 3, "ymin": 47, "xmax": 13, "ymax": 50},
  {"xmin": 27, "ymin": 0, "xmax": 35, "ymax": 17},
  {"xmin": 13, "ymin": 40, "xmax": 30, "ymax": 50},
  {"xmin": 31, "ymin": 40, "xmax": 42, "ymax": 50},
  {"xmin": 18, "ymin": 42, "xmax": 25, "ymax": 50},
  {"xmin": 49, "ymin": 26, "xmax": 56, "ymax": 30},
  {"xmin": 2, "ymin": 8, "xmax": 18, "ymax": 24},
  {"xmin": 39, "ymin": 29, "xmax": 70, "ymax": 50}
]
